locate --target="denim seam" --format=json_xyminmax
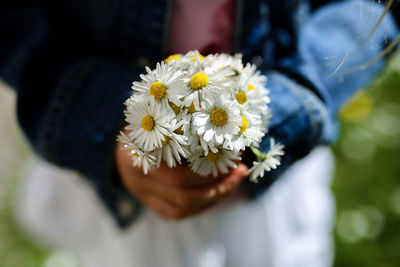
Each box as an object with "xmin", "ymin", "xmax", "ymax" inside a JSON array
[
  {"xmin": 300, "ymin": 86, "xmax": 328, "ymax": 144},
  {"xmin": 39, "ymin": 61, "xmax": 94, "ymax": 162},
  {"xmin": 273, "ymin": 71, "xmax": 326, "ymax": 144}
]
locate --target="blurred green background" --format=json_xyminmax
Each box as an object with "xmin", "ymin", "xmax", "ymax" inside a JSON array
[
  {"xmin": 0, "ymin": 50, "xmax": 400, "ymax": 267},
  {"xmin": 333, "ymin": 50, "xmax": 400, "ymax": 267}
]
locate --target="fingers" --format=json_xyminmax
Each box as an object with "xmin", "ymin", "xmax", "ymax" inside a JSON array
[
  {"xmin": 148, "ymin": 163, "xmax": 249, "ymax": 220},
  {"xmin": 141, "ymin": 194, "xmax": 216, "ymax": 221},
  {"xmin": 129, "ymin": 163, "xmax": 248, "ymax": 215},
  {"xmin": 140, "ymin": 195, "xmax": 179, "ymax": 219},
  {"xmin": 149, "ymin": 161, "xmax": 249, "ymax": 188},
  {"xmin": 213, "ymin": 163, "xmax": 248, "ymax": 195},
  {"xmin": 119, "ymin": 149, "xmax": 249, "ymax": 221},
  {"xmin": 128, "ymin": 173, "xmax": 219, "ymax": 209},
  {"xmin": 149, "ymin": 163, "xmax": 223, "ymax": 188}
]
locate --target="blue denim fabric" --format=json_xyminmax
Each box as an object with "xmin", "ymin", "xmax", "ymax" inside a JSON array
[{"xmin": 0, "ymin": 0, "xmax": 398, "ymax": 227}]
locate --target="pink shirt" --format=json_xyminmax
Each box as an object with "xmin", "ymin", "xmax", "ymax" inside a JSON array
[{"xmin": 167, "ymin": 0, "xmax": 235, "ymax": 55}]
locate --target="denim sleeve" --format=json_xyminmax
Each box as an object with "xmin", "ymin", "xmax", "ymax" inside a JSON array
[
  {"xmin": 244, "ymin": 0, "xmax": 399, "ymax": 196},
  {"xmin": 0, "ymin": 4, "xmax": 142, "ymax": 227}
]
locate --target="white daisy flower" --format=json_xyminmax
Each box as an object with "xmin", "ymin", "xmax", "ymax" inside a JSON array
[
  {"xmin": 211, "ymin": 53, "xmax": 244, "ymax": 74},
  {"xmin": 243, "ymin": 63, "xmax": 268, "ymax": 92},
  {"xmin": 131, "ymin": 62, "xmax": 186, "ymax": 106},
  {"xmin": 125, "ymin": 95, "xmax": 173, "ymax": 151},
  {"xmin": 246, "ymin": 90, "xmax": 270, "ymax": 121},
  {"xmin": 231, "ymin": 75, "xmax": 270, "ymax": 124},
  {"xmin": 164, "ymin": 54, "xmax": 182, "ymax": 64},
  {"xmin": 192, "ymin": 96, "xmax": 242, "ymax": 145},
  {"xmin": 247, "ymin": 139, "xmax": 285, "ymax": 182},
  {"xmin": 155, "ymin": 119, "xmax": 190, "ymax": 168},
  {"xmin": 198, "ymin": 136, "xmax": 219, "ymax": 155},
  {"xmin": 117, "ymin": 131, "xmax": 141, "ymax": 154},
  {"xmin": 168, "ymin": 118, "xmax": 189, "ymax": 146},
  {"xmin": 170, "ymin": 108, "xmax": 197, "ymax": 151},
  {"xmin": 131, "ymin": 151, "xmax": 157, "ymax": 175},
  {"xmin": 117, "ymin": 132, "xmax": 156, "ymax": 174},
  {"xmin": 154, "ymin": 140, "xmax": 189, "ymax": 168},
  {"xmin": 183, "ymin": 50, "xmax": 207, "ymax": 62},
  {"xmin": 170, "ymin": 50, "xmax": 207, "ymax": 71},
  {"xmin": 178, "ymin": 102, "xmax": 219, "ymax": 154},
  {"xmin": 223, "ymin": 115, "xmax": 265, "ymax": 152},
  {"xmin": 182, "ymin": 64, "xmax": 234, "ymax": 109},
  {"xmin": 189, "ymin": 149, "xmax": 241, "ymax": 177}
]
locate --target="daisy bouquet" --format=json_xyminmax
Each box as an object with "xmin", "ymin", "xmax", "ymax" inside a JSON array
[{"xmin": 118, "ymin": 51, "xmax": 284, "ymax": 182}]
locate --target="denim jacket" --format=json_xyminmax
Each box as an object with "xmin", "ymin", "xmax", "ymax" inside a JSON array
[{"xmin": 0, "ymin": 0, "xmax": 398, "ymax": 227}]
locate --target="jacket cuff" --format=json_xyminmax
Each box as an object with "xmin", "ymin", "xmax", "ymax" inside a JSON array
[
  {"xmin": 38, "ymin": 58, "xmax": 143, "ymax": 227},
  {"xmin": 243, "ymin": 71, "xmax": 332, "ymax": 197}
]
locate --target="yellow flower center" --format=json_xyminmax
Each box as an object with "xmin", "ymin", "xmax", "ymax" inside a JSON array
[
  {"xmin": 130, "ymin": 148, "xmax": 139, "ymax": 157},
  {"xmin": 236, "ymin": 91, "xmax": 247, "ymax": 104},
  {"xmin": 141, "ymin": 115, "xmax": 154, "ymax": 131},
  {"xmin": 186, "ymin": 102, "xmax": 197, "ymax": 113},
  {"xmin": 238, "ymin": 116, "xmax": 249, "ymax": 134},
  {"xmin": 164, "ymin": 54, "xmax": 180, "ymax": 63},
  {"xmin": 205, "ymin": 151, "xmax": 222, "ymax": 163},
  {"xmin": 190, "ymin": 72, "xmax": 209, "ymax": 90},
  {"xmin": 191, "ymin": 54, "xmax": 205, "ymax": 62},
  {"xmin": 150, "ymin": 81, "xmax": 166, "ymax": 100},
  {"xmin": 174, "ymin": 125, "xmax": 184, "ymax": 135},
  {"xmin": 169, "ymin": 102, "xmax": 180, "ymax": 115},
  {"xmin": 161, "ymin": 134, "xmax": 169, "ymax": 146},
  {"xmin": 247, "ymin": 84, "xmax": 255, "ymax": 91},
  {"xmin": 210, "ymin": 108, "xmax": 227, "ymax": 126}
]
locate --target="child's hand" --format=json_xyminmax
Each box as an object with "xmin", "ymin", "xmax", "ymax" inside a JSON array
[{"xmin": 115, "ymin": 141, "xmax": 248, "ymax": 221}]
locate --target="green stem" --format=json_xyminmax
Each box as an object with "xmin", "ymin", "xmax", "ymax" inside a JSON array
[{"xmin": 250, "ymin": 145, "xmax": 267, "ymax": 162}]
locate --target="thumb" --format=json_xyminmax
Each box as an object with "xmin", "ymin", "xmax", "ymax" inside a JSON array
[{"xmin": 226, "ymin": 163, "xmax": 248, "ymax": 184}]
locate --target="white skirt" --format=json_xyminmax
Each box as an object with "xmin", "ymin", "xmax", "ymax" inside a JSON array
[{"xmin": 17, "ymin": 146, "xmax": 335, "ymax": 267}]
